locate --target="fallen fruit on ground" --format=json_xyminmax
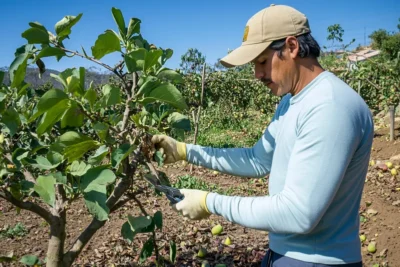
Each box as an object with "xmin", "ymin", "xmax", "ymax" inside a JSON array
[
  {"xmin": 386, "ymin": 162, "xmax": 393, "ymax": 168},
  {"xmin": 197, "ymin": 247, "xmax": 207, "ymax": 258},
  {"xmin": 360, "ymin": 234, "xmax": 366, "ymax": 242},
  {"xmin": 211, "ymin": 224, "xmax": 223, "ymax": 235},
  {"xmin": 224, "ymin": 236, "xmax": 232, "ymax": 245},
  {"xmin": 391, "ymin": 168, "xmax": 397, "ymax": 176},
  {"xmin": 368, "ymin": 242, "xmax": 377, "ymax": 253}
]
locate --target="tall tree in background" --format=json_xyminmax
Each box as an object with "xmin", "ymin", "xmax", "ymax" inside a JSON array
[
  {"xmin": 179, "ymin": 48, "xmax": 206, "ymax": 74},
  {"xmin": 369, "ymin": 18, "xmax": 400, "ymax": 59}
]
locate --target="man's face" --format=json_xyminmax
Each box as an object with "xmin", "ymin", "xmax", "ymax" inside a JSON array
[{"xmin": 253, "ymin": 37, "xmax": 297, "ymax": 96}]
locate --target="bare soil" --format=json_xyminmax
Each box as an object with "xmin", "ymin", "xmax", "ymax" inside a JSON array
[{"xmin": 1, "ymin": 126, "xmax": 400, "ymax": 267}]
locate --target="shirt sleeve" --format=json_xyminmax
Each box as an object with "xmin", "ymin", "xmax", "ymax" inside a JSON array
[
  {"xmin": 185, "ymin": 115, "xmax": 278, "ymax": 178},
  {"xmin": 205, "ymin": 102, "xmax": 366, "ymax": 234}
]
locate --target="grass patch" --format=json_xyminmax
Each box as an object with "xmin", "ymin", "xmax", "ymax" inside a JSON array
[{"xmin": 0, "ymin": 222, "xmax": 28, "ymax": 239}]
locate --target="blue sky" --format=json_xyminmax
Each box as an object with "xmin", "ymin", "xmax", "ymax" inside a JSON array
[{"xmin": 0, "ymin": 0, "xmax": 399, "ymax": 72}]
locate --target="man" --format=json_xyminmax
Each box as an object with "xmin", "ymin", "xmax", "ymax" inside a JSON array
[{"xmin": 151, "ymin": 4, "xmax": 373, "ymax": 267}]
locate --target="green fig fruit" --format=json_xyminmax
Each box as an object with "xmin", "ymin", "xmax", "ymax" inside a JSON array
[{"xmin": 211, "ymin": 224, "xmax": 223, "ymax": 235}]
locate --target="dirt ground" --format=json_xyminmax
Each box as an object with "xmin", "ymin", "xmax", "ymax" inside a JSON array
[{"xmin": 1, "ymin": 125, "xmax": 400, "ymax": 267}]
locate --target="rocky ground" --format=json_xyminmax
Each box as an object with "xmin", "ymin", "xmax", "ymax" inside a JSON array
[{"xmin": 1, "ymin": 124, "xmax": 400, "ymax": 267}]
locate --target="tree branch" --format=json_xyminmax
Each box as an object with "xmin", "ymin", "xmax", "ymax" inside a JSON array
[
  {"xmin": 63, "ymin": 147, "xmax": 143, "ymax": 266},
  {"xmin": 120, "ymin": 72, "xmax": 137, "ymax": 132},
  {"xmin": 57, "ymin": 47, "xmax": 127, "ymax": 88},
  {"xmin": 0, "ymin": 189, "xmax": 52, "ymax": 224}
]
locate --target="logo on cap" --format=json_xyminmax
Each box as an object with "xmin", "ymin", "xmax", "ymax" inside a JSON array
[{"xmin": 242, "ymin": 25, "xmax": 249, "ymax": 42}]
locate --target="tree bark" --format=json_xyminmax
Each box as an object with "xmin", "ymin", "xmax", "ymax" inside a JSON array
[
  {"xmin": 0, "ymin": 190, "xmax": 52, "ymax": 224},
  {"xmin": 46, "ymin": 184, "xmax": 67, "ymax": 267}
]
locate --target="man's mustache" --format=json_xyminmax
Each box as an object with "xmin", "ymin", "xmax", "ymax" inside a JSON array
[{"xmin": 260, "ymin": 78, "xmax": 272, "ymax": 84}]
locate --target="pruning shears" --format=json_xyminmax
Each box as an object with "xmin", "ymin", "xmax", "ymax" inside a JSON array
[{"xmin": 143, "ymin": 172, "xmax": 184, "ymax": 204}]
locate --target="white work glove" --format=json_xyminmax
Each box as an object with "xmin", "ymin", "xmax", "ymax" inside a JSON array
[
  {"xmin": 172, "ymin": 189, "xmax": 211, "ymax": 220},
  {"xmin": 151, "ymin": 135, "xmax": 187, "ymax": 164}
]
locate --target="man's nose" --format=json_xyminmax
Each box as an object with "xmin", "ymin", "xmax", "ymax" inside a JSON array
[{"xmin": 254, "ymin": 64, "xmax": 264, "ymax": 80}]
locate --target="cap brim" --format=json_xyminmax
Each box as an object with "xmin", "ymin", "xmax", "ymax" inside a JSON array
[{"xmin": 219, "ymin": 41, "xmax": 272, "ymax": 68}]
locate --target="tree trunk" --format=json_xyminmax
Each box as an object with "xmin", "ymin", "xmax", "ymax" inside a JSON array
[{"xmin": 46, "ymin": 217, "xmax": 65, "ymax": 267}]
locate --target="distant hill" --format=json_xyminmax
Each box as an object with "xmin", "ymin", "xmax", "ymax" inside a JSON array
[{"xmin": 0, "ymin": 66, "xmax": 113, "ymax": 89}]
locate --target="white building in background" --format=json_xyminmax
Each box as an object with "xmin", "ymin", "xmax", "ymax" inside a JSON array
[{"xmin": 347, "ymin": 47, "xmax": 381, "ymax": 70}]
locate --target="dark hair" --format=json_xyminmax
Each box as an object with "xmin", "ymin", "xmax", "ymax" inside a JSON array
[{"xmin": 269, "ymin": 33, "xmax": 321, "ymax": 58}]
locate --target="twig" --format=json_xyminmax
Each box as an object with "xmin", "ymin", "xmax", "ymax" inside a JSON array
[
  {"xmin": 132, "ymin": 195, "xmax": 148, "ymax": 216},
  {"xmin": 120, "ymin": 72, "xmax": 138, "ymax": 131},
  {"xmin": 57, "ymin": 46, "xmax": 128, "ymax": 89},
  {"xmin": 110, "ymin": 190, "xmax": 144, "ymax": 213},
  {"xmin": 0, "ymin": 190, "xmax": 52, "ymax": 224}
]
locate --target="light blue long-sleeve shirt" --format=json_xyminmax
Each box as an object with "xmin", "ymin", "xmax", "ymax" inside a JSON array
[{"xmin": 185, "ymin": 71, "xmax": 374, "ymax": 264}]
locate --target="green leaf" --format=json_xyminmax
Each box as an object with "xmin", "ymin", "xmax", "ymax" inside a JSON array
[
  {"xmin": 12, "ymin": 148, "xmax": 29, "ymax": 170},
  {"xmin": 69, "ymin": 161, "xmax": 91, "ymax": 176},
  {"xmin": 139, "ymin": 237, "xmax": 154, "ymax": 263},
  {"xmin": 54, "ymin": 131, "xmax": 100, "ymax": 162},
  {"xmin": 111, "ymin": 7, "xmax": 126, "ymax": 37},
  {"xmin": 144, "ymin": 49, "xmax": 163, "ymax": 72},
  {"xmin": 35, "ymin": 47, "xmax": 66, "ymax": 61},
  {"xmin": 121, "ymin": 221, "xmax": 134, "ymax": 243},
  {"xmin": 21, "ymin": 27, "xmax": 49, "ymax": 44},
  {"xmin": 127, "ymin": 18, "xmax": 141, "ymax": 39},
  {"xmin": 53, "ymin": 172, "xmax": 67, "ymax": 184},
  {"xmin": 169, "ymin": 240, "xmax": 176, "ymax": 264},
  {"xmin": 78, "ymin": 67, "xmax": 86, "ymax": 95},
  {"xmin": 154, "ymin": 211, "xmax": 162, "ymax": 230},
  {"xmin": 159, "ymin": 49, "xmax": 173, "ymax": 65},
  {"xmin": 91, "ymin": 30, "xmax": 121, "ymax": 60},
  {"xmin": 124, "ymin": 48, "xmax": 146, "ymax": 72},
  {"xmin": 30, "ymin": 88, "xmax": 69, "ymax": 122},
  {"xmin": 140, "ymin": 83, "xmax": 188, "ymax": 110},
  {"xmin": 84, "ymin": 82, "xmax": 97, "ymax": 111},
  {"xmin": 29, "ymin": 21, "xmax": 47, "ymax": 31},
  {"xmin": 81, "ymin": 166, "xmax": 116, "ymax": 221},
  {"xmin": 37, "ymin": 99, "xmax": 70, "ymax": 135},
  {"xmin": 1, "ymin": 107, "xmax": 21, "ymax": 136},
  {"xmin": 30, "ymin": 156, "xmax": 60, "ymax": 170},
  {"xmin": 9, "ymin": 47, "xmax": 31, "ymax": 89},
  {"xmin": 127, "ymin": 215, "xmax": 153, "ymax": 233},
  {"xmin": 34, "ymin": 174, "xmax": 56, "ymax": 207},
  {"xmin": 61, "ymin": 100, "xmax": 84, "ymax": 128},
  {"xmin": 100, "ymin": 84, "xmax": 121, "ymax": 107},
  {"xmin": 168, "ymin": 112, "xmax": 191, "ymax": 131},
  {"xmin": 55, "ymin": 13, "xmax": 83, "ymax": 38},
  {"xmin": 88, "ymin": 145, "xmax": 109, "ymax": 165},
  {"xmin": 64, "ymin": 140, "xmax": 100, "ymax": 162},
  {"xmin": 111, "ymin": 143, "xmax": 136, "ymax": 168},
  {"xmin": 58, "ymin": 131, "xmax": 91, "ymax": 146},
  {"xmin": 19, "ymin": 255, "xmax": 39, "ymax": 266},
  {"xmin": 157, "ymin": 68, "xmax": 183, "ymax": 84},
  {"xmin": 135, "ymin": 76, "xmax": 160, "ymax": 98},
  {"xmin": 93, "ymin": 122, "xmax": 109, "ymax": 141}
]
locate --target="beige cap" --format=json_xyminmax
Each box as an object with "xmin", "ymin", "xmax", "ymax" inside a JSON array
[{"xmin": 220, "ymin": 4, "xmax": 311, "ymax": 68}]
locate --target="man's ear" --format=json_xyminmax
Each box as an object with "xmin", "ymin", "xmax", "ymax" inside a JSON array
[{"xmin": 285, "ymin": 36, "xmax": 299, "ymax": 59}]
